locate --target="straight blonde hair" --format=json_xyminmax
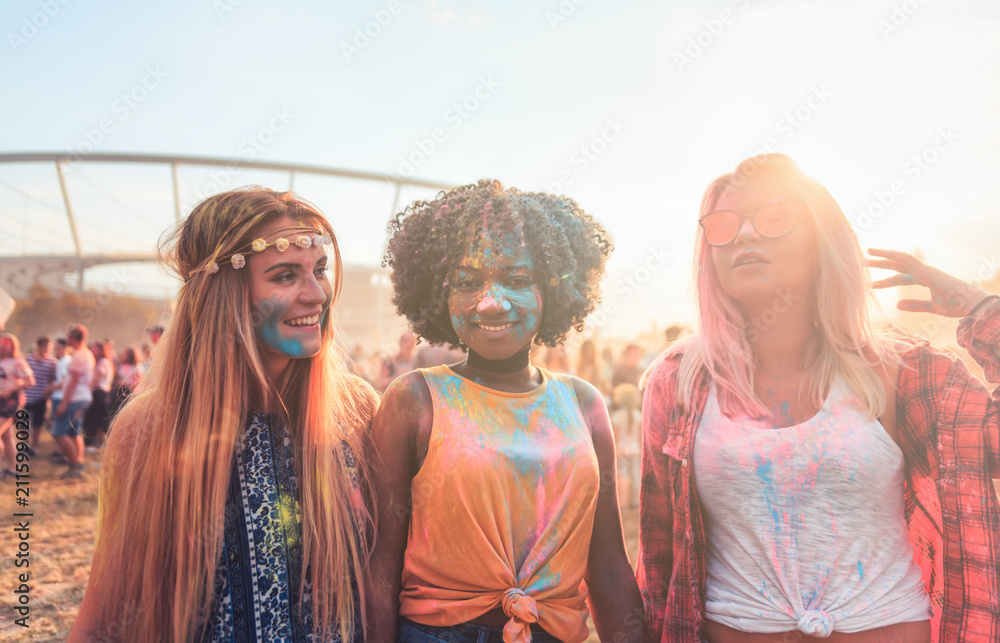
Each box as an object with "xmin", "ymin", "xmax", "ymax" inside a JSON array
[
  {"xmin": 92, "ymin": 188, "xmax": 378, "ymax": 642},
  {"xmin": 0, "ymin": 333, "xmax": 22, "ymax": 360},
  {"xmin": 675, "ymin": 154, "xmax": 899, "ymax": 420}
]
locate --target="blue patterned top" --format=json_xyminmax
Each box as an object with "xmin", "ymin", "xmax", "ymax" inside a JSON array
[{"xmin": 202, "ymin": 411, "xmax": 362, "ymax": 642}]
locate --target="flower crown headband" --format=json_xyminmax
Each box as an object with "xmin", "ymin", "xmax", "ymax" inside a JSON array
[{"xmin": 185, "ymin": 226, "xmax": 333, "ymax": 282}]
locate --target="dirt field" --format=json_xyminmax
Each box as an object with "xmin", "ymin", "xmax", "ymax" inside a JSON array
[
  {"xmin": 0, "ymin": 431, "xmax": 640, "ymax": 642},
  {"xmin": 0, "ymin": 431, "xmax": 101, "ymax": 642}
]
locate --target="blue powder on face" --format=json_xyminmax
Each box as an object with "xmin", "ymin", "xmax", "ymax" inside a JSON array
[{"xmin": 258, "ymin": 298, "xmax": 309, "ymax": 358}]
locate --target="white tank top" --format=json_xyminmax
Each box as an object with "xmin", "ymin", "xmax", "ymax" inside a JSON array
[{"xmin": 693, "ymin": 379, "xmax": 931, "ymax": 637}]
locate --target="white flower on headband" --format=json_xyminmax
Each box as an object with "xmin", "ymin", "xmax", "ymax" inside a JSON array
[
  {"xmin": 209, "ymin": 262, "xmax": 220, "ymax": 274},
  {"xmin": 295, "ymin": 235, "xmax": 312, "ymax": 249},
  {"xmin": 275, "ymin": 237, "xmax": 289, "ymax": 252},
  {"xmin": 312, "ymin": 234, "xmax": 325, "ymax": 248},
  {"xmin": 251, "ymin": 238, "xmax": 268, "ymax": 253},
  {"xmin": 231, "ymin": 254, "xmax": 246, "ymax": 270}
]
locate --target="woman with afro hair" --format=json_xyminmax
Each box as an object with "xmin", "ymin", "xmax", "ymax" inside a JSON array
[{"xmin": 367, "ymin": 180, "xmax": 644, "ymax": 642}]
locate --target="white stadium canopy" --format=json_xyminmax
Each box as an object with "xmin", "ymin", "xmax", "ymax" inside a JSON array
[{"xmin": 0, "ymin": 152, "xmax": 452, "ymax": 300}]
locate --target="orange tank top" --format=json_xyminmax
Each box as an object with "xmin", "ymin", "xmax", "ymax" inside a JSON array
[{"xmin": 400, "ymin": 365, "xmax": 600, "ymax": 643}]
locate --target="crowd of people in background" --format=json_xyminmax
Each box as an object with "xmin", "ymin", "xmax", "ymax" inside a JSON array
[
  {"xmin": 0, "ymin": 315, "xmax": 684, "ymax": 492},
  {"xmin": 0, "ymin": 323, "xmax": 158, "ymax": 479}
]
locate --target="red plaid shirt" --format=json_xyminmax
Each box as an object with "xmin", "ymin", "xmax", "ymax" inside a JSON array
[{"xmin": 638, "ymin": 301, "xmax": 1000, "ymax": 643}]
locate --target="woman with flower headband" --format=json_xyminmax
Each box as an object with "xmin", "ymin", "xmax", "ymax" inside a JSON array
[
  {"xmin": 70, "ymin": 187, "xmax": 378, "ymax": 642},
  {"xmin": 367, "ymin": 180, "xmax": 644, "ymax": 643},
  {"xmin": 639, "ymin": 154, "xmax": 1000, "ymax": 643}
]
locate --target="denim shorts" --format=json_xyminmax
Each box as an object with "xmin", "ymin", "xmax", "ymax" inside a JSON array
[
  {"xmin": 51, "ymin": 401, "xmax": 88, "ymax": 437},
  {"xmin": 398, "ymin": 617, "xmax": 561, "ymax": 643}
]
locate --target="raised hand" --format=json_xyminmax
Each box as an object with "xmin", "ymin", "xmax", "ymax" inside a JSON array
[{"xmin": 867, "ymin": 248, "xmax": 994, "ymax": 318}]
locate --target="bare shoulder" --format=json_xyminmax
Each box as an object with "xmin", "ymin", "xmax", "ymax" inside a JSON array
[
  {"xmin": 568, "ymin": 374, "xmax": 605, "ymax": 412},
  {"xmin": 380, "ymin": 371, "xmax": 432, "ymax": 414},
  {"xmin": 373, "ymin": 371, "xmax": 433, "ymax": 447}
]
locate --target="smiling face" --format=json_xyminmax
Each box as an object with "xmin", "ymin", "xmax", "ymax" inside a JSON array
[
  {"xmin": 709, "ymin": 176, "xmax": 819, "ymax": 308},
  {"xmin": 447, "ymin": 230, "xmax": 542, "ymax": 361},
  {"xmin": 247, "ymin": 216, "xmax": 333, "ymax": 379}
]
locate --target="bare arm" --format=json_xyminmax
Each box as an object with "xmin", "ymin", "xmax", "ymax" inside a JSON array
[
  {"xmin": 365, "ymin": 372, "xmax": 432, "ymax": 642},
  {"xmin": 45, "ymin": 369, "xmax": 62, "ymax": 396},
  {"xmin": 89, "ymin": 362, "xmax": 102, "ymax": 391},
  {"xmin": 574, "ymin": 377, "xmax": 646, "ymax": 642},
  {"xmin": 17, "ymin": 359, "xmax": 35, "ymax": 391},
  {"xmin": 57, "ymin": 371, "xmax": 81, "ymax": 414}
]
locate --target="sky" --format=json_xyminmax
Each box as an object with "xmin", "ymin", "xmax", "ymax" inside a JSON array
[{"xmin": 2, "ymin": 0, "xmax": 999, "ymax": 338}]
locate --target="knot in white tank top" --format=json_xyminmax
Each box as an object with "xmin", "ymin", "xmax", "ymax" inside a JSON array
[{"xmin": 693, "ymin": 379, "xmax": 931, "ymax": 636}]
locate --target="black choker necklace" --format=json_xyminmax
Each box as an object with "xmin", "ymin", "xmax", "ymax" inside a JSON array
[{"xmin": 466, "ymin": 348, "xmax": 530, "ymax": 374}]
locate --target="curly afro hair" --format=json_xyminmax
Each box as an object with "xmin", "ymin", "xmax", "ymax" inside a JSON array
[{"xmin": 383, "ymin": 179, "xmax": 613, "ymax": 349}]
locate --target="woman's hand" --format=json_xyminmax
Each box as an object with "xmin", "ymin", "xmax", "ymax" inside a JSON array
[{"xmin": 868, "ymin": 248, "xmax": 994, "ymax": 318}]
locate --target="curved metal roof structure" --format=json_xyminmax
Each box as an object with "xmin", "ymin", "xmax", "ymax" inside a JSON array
[{"xmin": 0, "ymin": 152, "xmax": 452, "ymax": 298}]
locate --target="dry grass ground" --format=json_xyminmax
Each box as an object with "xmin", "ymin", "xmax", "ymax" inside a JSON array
[
  {"xmin": 0, "ymin": 431, "xmax": 101, "ymax": 642},
  {"xmin": 0, "ymin": 431, "xmax": 641, "ymax": 642}
]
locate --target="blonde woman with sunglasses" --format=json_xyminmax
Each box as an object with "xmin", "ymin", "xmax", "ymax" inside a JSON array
[{"xmin": 639, "ymin": 154, "xmax": 999, "ymax": 643}]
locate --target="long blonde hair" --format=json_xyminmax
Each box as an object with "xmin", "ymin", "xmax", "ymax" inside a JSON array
[
  {"xmin": 93, "ymin": 187, "xmax": 378, "ymax": 642},
  {"xmin": 675, "ymin": 154, "xmax": 898, "ymax": 419},
  {"xmin": 0, "ymin": 333, "xmax": 22, "ymax": 360}
]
